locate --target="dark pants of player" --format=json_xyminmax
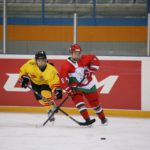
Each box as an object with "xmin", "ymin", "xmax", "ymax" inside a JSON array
[
  {"xmin": 30, "ymin": 81, "xmax": 54, "ymax": 111},
  {"xmin": 31, "ymin": 81, "xmax": 51, "ymax": 100}
]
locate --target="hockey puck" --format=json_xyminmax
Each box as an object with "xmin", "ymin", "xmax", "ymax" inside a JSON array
[{"xmin": 100, "ymin": 137, "xmax": 106, "ymax": 140}]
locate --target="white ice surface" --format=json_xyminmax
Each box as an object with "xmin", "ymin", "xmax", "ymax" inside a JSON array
[{"xmin": 0, "ymin": 112, "xmax": 150, "ymax": 150}]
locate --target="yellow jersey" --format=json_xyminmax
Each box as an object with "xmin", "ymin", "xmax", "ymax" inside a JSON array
[{"xmin": 19, "ymin": 59, "xmax": 60, "ymax": 90}]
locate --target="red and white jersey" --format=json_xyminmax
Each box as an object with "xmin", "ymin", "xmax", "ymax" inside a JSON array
[{"xmin": 60, "ymin": 54, "xmax": 100, "ymax": 93}]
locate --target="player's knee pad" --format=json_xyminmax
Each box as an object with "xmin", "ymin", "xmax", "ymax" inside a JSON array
[
  {"xmin": 41, "ymin": 90, "xmax": 52, "ymax": 99},
  {"xmin": 38, "ymin": 99, "xmax": 48, "ymax": 106},
  {"xmin": 39, "ymin": 99, "xmax": 53, "ymax": 111}
]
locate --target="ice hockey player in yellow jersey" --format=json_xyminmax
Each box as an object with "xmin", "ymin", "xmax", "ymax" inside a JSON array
[{"xmin": 19, "ymin": 51, "xmax": 62, "ymax": 122}]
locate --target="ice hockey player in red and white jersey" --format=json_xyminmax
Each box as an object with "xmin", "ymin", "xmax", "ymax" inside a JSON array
[{"xmin": 60, "ymin": 44, "xmax": 107, "ymax": 125}]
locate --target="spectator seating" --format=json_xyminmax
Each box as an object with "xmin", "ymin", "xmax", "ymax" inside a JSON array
[
  {"xmin": 115, "ymin": 0, "xmax": 134, "ymax": 3},
  {"xmin": 136, "ymin": 0, "xmax": 146, "ymax": 3},
  {"xmin": 34, "ymin": 0, "xmax": 54, "ymax": 3},
  {"xmin": 76, "ymin": 0, "xmax": 91, "ymax": 4},
  {"xmin": 54, "ymin": 0, "xmax": 72, "ymax": 3},
  {"xmin": 0, "ymin": 0, "xmax": 147, "ymax": 4},
  {"xmin": 0, "ymin": 0, "xmax": 147, "ymax": 18},
  {"xmin": 96, "ymin": 0, "xmax": 114, "ymax": 3},
  {"xmin": 15, "ymin": 0, "xmax": 34, "ymax": 3}
]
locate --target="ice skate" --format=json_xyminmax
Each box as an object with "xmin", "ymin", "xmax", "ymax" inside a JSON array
[
  {"xmin": 85, "ymin": 118, "xmax": 96, "ymax": 126},
  {"xmin": 101, "ymin": 118, "xmax": 108, "ymax": 125},
  {"xmin": 47, "ymin": 109, "xmax": 55, "ymax": 122}
]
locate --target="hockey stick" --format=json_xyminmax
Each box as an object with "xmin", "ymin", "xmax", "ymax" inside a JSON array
[
  {"xmin": 27, "ymin": 83, "xmax": 92, "ymax": 126},
  {"xmin": 42, "ymin": 76, "xmax": 86, "ymax": 126}
]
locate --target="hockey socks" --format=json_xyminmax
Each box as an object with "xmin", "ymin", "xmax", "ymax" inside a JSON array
[
  {"xmin": 93, "ymin": 105, "xmax": 107, "ymax": 124},
  {"xmin": 76, "ymin": 102, "xmax": 90, "ymax": 119}
]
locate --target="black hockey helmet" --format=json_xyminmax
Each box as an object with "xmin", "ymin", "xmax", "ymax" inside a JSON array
[{"xmin": 35, "ymin": 51, "xmax": 47, "ymax": 60}]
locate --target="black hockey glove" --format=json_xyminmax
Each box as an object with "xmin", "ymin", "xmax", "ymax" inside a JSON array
[
  {"xmin": 54, "ymin": 88, "xmax": 62, "ymax": 100},
  {"xmin": 20, "ymin": 76, "xmax": 30, "ymax": 88}
]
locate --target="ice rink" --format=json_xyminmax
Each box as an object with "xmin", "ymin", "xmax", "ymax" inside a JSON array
[{"xmin": 0, "ymin": 112, "xmax": 150, "ymax": 150}]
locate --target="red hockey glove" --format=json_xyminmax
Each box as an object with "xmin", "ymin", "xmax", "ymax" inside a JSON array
[
  {"xmin": 54, "ymin": 87, "xmax": 62, "ymax": 100},
  {"xmin": 88, "ymin": 64, "xmax": 99, "ymax": 72},
  {"xmin": 65, "ymin": 86, "xmax": 75, "ymax": 97},
  {"xmin": 84, "ymin": 68, "xmax": 93, "ymax": 78},
  {"xmin": 20, "ymin": 76, "xmax": 30, "ymax": 88},
  {"xmin": 88, "ymin": 57, "xmax": 100, "ymax": 72}
]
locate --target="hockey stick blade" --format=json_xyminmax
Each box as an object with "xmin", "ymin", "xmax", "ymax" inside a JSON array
[
  {"xmin": 57, "ymin": 108, "xmax": 96, "ymax": 126},
  {"xmin": 43, "ymin": 105, "xmax": 96, "ymax": 126},
  {"xmin": 78, "ymin": 118, "xmax": 96, "ymax": 126},
  {"xmin": 27, "ymin": 80, "xmax": 92, "ymax": 126}
]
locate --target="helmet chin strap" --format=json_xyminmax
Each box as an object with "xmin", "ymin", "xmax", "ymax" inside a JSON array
[
  {"xmin": 36, "ymin": 61, "xmax": 47, "ymax": 71},
  {"xmin": 39, "ymin": 65, "xmax": 47, "ymax": 72},
  {"xmin": 71, "ymin": 56, "xmax": 80, "ymax": 62}
]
